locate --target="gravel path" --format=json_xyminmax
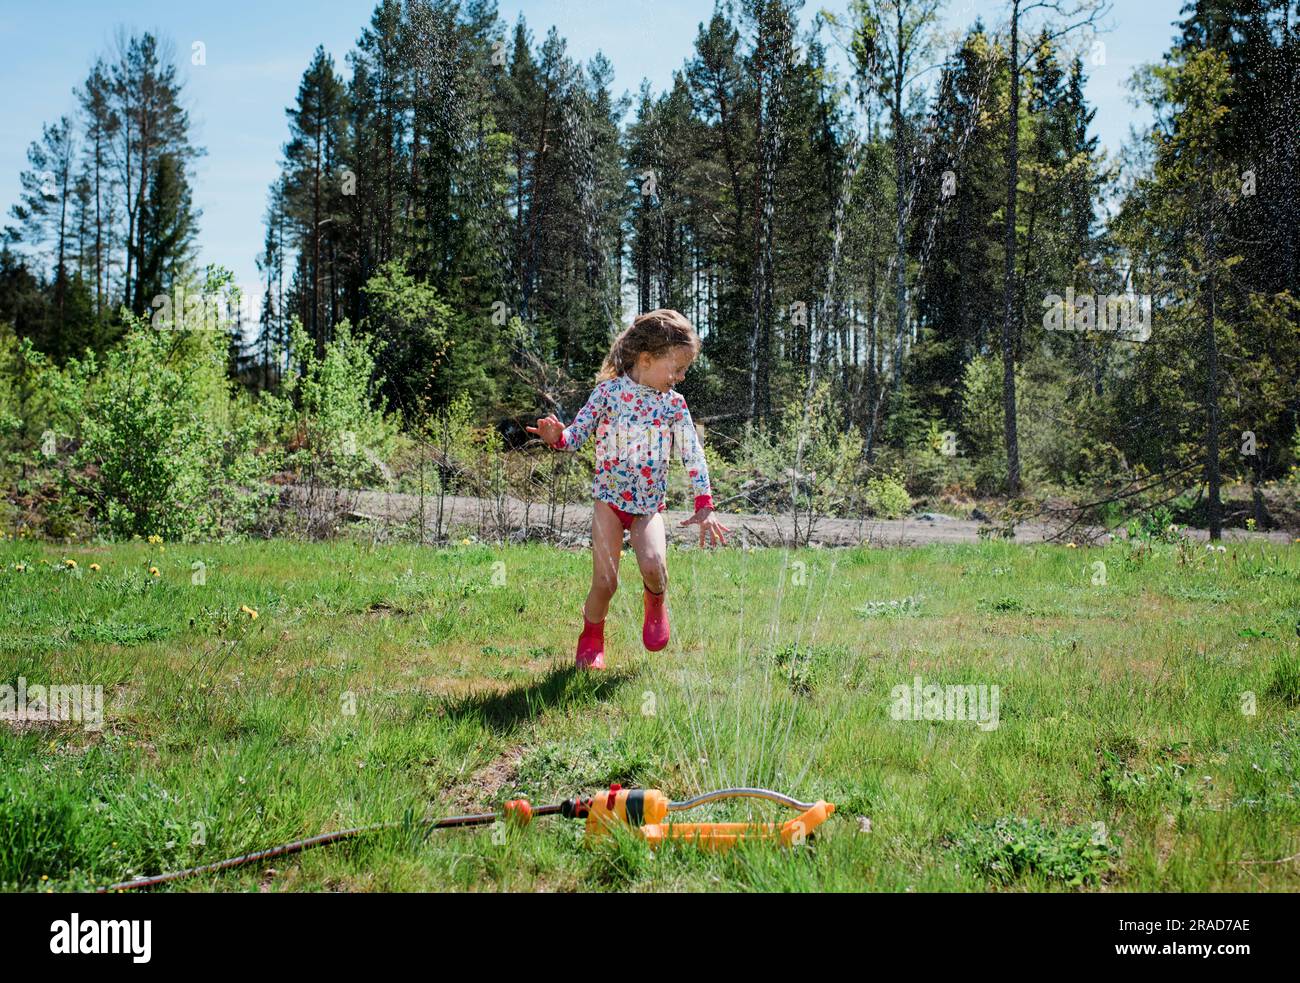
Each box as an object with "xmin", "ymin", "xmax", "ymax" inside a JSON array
[{"xmin": 280, "ymin": 485, "xmax": 1293, "ymax": 548}]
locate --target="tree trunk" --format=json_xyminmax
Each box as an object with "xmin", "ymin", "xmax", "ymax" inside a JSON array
[
  {"xmin": 94, "ymin": 131, "xmax": 104, "ymax": 320},
  {"xmin": 1001, "ymin": 0, "xmax": 1023, "ymax": 496},
  {"xmin": 55, "ymin": 153, "xmax": 69, "ymax": 329},
  {"xmin": 132, "ymin": 100, "xmax": 152, "ymax": 314},
  {"xmin": 749, "ymin": 41, "xmax": 765, "ymax": 424},
  {"xmin": 1204, "ymin": 217, "xmax": 1221, "ymax": 541},
  {"xmin": 892, "ymin": 28, "xmax": 906, "ymax": 399},
  {"xmin": 313, "ymin": 118, "xmax": 323, "ymax": 357}
]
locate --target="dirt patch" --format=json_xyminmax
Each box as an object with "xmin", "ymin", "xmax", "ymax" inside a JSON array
[
  {"xmin": 366, "ymin": 602, "xmax": 415, "ymax": 619},
  {"xmin": 0, "ymin": 711, "xmax": 65, "ymax": 735},
  {"xmin": 442, "ymin": 745, "xmax": 526, "ymax": 812}
]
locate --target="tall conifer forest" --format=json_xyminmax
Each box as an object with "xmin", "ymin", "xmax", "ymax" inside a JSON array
[{"xmin": 2, "ymin": 0, "xmax": 1297, "ymax": 543}]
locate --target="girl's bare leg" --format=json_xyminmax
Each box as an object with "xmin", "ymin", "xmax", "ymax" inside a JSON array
[
  {"xmin": 628, "ymin": 511, "xmax": 668, "ymax": 593},
  {"xmin": 585, "ymin": 501, "xmax": 625, "ymax": 622}
]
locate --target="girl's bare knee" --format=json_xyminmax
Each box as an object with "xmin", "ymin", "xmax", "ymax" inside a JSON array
[{"xmin": 639, "ymin": 559, "xmax": 667, "ymax": 592}]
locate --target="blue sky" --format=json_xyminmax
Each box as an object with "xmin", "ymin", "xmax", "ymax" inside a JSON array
[{"xmin": 0, "ymin": 0, "xmax": 1187, "ymax": 307}]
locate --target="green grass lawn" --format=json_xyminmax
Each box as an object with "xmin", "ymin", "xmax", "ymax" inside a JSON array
[{"xmin": 2, "ymin": 534, "xmax": 1299, "ymax": 892}]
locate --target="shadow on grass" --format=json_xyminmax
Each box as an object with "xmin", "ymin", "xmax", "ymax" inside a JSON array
[{"xmin": 442, "ymin": 662, "xmax": 635, "ymax": 734}]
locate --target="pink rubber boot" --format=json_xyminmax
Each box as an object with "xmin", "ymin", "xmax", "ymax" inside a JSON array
[
  {"xmin": 642, "ymin": 586, "xmax": 669, "ymax": 652},
  {"xmin": 576, "ymin": 613, "xmax": 606, "ymax": 670}
]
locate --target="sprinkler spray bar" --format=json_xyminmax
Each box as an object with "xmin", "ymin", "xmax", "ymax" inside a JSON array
[{"xmin": 97, "ymin": 785, "xmax": 834, "ymax": 893}]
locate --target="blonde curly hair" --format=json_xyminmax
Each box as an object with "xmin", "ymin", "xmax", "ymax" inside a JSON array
[{"xmin": 596, "ymin": 309, "xmax": 701, "ymax": 383}]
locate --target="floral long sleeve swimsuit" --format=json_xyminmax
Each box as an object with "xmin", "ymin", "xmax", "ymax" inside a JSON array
[{"xmin": 552, "ymin": 373, "xmax": 715, "ymax": 517}]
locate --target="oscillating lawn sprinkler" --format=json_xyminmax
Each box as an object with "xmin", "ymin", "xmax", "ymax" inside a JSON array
[
  {"xmin": 99, "ymin": 784, "xmax": 836, "ymax": 891},
  {"xmin": 509, "ymin": 784, "xmax": 835, "ymax": 851}
]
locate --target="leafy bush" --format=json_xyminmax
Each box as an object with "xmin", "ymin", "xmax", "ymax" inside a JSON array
[
  {"xmin": 0, "ymin": 324, "xmax": 61, "ymax": 528},
  {"xmin": 1124, "ymin": 505, "xmax": 1183, "ymax": 543},
  {"xmin": 27, "ymin": 270, "xmax": 287, "ymax": 541},
  {"xmin": 282, "ymin": 317, "xmax": 398, "ymax": 490},
  {"xmin": 960, "ymin": 354, "xmax": 1008, "ymax": 495},
  {"xmin": 960, "ymin": 350, "xmax": 1126, "ymax": 496},
  {"xmin": 49, "ymin": 314, "xmax": 228, "ymax": 540},
  {"xmin": 726, "ymin": 382, "xmax": 863, "ymax": 541},
  {"xmin": 360, "ymin": 260, "xmax": 453, "ymax": 410},
  {"xmin": 865, "ymin": 471, "xmax": 912, "ymax": 518}
]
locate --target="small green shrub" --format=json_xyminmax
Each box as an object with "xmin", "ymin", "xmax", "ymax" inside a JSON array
[
  {"xmin": 31, "ymin": 270, "xmax": 287, "ymax": 541},
  {"xmin": 49, "ymin": 315, "xmax": 227, "ymax": 540},
  {"xmin": 283, "ymin": 317, "xmax": 398, "ymax": 491},
  {"xmin": 979, "ymin": 596, "xmax": 1025, "ymax": 613},
  {"xmin": 950, "ymin": 816, "xmax": 1120, "ymax": 887},
  {"xmin": 865, "ymin": 472, "xmax": 912, "ymax": 519},
  {"xmin": 768, "ymin": 643, "xmax": 818, "ymax": 695},
  {"xmin": 1098, "ymin": 746, "xmax": 1196, "ymax": 810}
]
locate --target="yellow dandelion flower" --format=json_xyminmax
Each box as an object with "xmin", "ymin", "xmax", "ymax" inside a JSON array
[
  {"xmin": 89, "ymin": 563, "xmax": 100, "ymax": 572},
  {"xmin": 150, "ymin": 567, "xmax": 160, "ymax": 577},
  {"xmin": 65, "ymin": 559, "xmax": 77, "ymax": 569}
]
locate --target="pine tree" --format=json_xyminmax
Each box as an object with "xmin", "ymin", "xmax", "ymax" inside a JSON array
[
  {"xmin": 108, "ymin": 32, "xmax": 203, "ymax": 315},
  {"xmin": 76, "ymin": 59, "xmax": 119, "ymax": 321},
  {"xmin": 282, "ymin": 45, "xmax": 350, "ymax": 355},
  {"xmin": 7, "ymin": 116, "xmax": 77, "ymax": 340},
  {"xmin": 137, "ymin": 152, "xmax": 198, "ymax": 311},
  {"xmin": 911, "ymin": 24, "xmax": 1007, "ymax": 426}
]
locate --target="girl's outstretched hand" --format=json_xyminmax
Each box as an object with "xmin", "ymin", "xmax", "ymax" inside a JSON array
[
  {"xmin": 682, "ymin": 507, "xmax": 729, "ymax": 548},
  {"xmin": 526, "ymin": 414, "xmax": 564, "ymax": 448}
]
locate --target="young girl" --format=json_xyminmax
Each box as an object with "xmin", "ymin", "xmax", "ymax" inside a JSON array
[{"xmin": 527, "ymin": 309, "xmax": 730, "ymax": 670}]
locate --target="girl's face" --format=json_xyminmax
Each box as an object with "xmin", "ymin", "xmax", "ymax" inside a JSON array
[{"xmin": 635, "ymin": 346, "xmax": 696, "ymax": 393}]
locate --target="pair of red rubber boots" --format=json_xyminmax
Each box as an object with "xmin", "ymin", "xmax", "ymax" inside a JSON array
[{"xmin": 576, "ymin": 587, "xmax": 668, "ymax": 670}]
